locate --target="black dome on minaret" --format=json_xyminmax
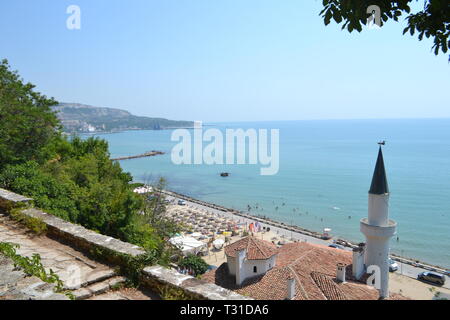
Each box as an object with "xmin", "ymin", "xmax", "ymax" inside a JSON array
[{"xmin": 369, "ymin": 147, "xmax": 389, "ymax": 195}]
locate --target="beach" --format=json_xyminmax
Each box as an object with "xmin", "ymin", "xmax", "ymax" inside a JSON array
[
  {"xmin": 100, "ymin": 119, "xmax": 450, "ymax": 270},
  {"xmin": 161, "ymin": 190, "xmax": 450, "ymax": 299}
]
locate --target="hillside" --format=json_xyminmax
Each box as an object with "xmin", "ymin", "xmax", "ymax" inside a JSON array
[{"xmin": 52, "ymin": 103, "xmax": 194, "ymax": 133}]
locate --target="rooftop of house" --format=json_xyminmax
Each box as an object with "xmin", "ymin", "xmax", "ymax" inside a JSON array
[
  {"xmin": 204, "ymin": 240, "xmax": 407, "ymax": 300},
  {"xmin": 224, "ymin": 236, "xmax": 279, "ymax": 260}
]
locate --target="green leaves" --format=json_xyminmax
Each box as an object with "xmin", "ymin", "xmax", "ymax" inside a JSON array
[
  {"xmin": 178, "ymin": 254, "xmax": 209, "ymax": 276},
  {"xmin": 0, "ymin": 242, "xmax": 65, "ymax": 294},
  {"xmin": 324, "ymin": 9, "xmax": 333, "ymax": 25},
  {"xmin": 0, "ymin": 60, "xmax": 60, "ymax": 169},
  {"xmin": 333, "ymin": 10, "xmax": 343, "ymax": 23},
  {"xmin": 319, "ymin": 0, "xmax": 450, "ymax": 58},
  {"xmin": 0, "ymin": 60, "xmax": 180, "ymax": 273}
]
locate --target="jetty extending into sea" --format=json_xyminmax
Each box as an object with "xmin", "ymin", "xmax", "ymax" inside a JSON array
[{"xmin": 111, "ymin": 150, "xmax": 164, "ymax": 161}]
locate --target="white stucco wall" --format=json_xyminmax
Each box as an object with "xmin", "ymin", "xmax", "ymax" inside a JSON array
[
  {"xmin": 368, "ymin": 193, "xmax": 390, "ymax": 226},
  {"xmin": 227, "ymin": 254, "xmax": 277, "ymax": 281},
  {"xmin": 361, "ymin": 193, "xmax": 397, "ymax": 299}
]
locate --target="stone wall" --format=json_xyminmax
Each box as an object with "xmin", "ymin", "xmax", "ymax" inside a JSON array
[
  {"xmin": 21, "ymin": 207, "xmax": 145, "ymax": 267},
  {"xmin": 142, "ymin": 266, "xmax": 252, "ymax": 300},
  {"xmin": 0, "ymin": 188, "xmax": 251, "ymax": 300}
]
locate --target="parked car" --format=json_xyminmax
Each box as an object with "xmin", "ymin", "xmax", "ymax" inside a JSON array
[
  {"xmin": 328, "ymin": 244, "xmax": 345, "ymax": 250},
  {"xmin": 417, "ymin": 271, "xmax": 446, "ymax": 286},
  {"xmin": 178, "ymin": 200, "xmax": 187, "ymax": 206},
  {"xmin": 388, "ymin": 258, "xmax": 399, "ymax": 272}
]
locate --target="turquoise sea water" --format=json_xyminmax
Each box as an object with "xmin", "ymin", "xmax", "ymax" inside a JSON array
[{"xmin": 93, "ymin": 119, "xmax": 450, "ymax": 269}]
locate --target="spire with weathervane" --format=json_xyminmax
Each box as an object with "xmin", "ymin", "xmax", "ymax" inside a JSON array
[
  {"xmin": 369, "ymin": 145, "xmax": 389, "ymax": 195},
  {"xmin": 360, "ymin": 142, "xmax": 397, "ymax": 299}
]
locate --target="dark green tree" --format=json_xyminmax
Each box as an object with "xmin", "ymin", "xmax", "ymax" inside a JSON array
[
  {"xmin": 319, "ymin": 0, "xmax": 450, "ymax": 57},
  {"xmin": 0, "ymin": 59, "xmax": 178, "ymax": 266},
  {"xmin": 0, "ymin": 59, "xmax": 60, "ymax": 168}
]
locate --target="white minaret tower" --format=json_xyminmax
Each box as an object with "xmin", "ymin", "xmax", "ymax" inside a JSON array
[{"xmin": 360, "ymin": 145, "xmax": 397, "ymax": 299}]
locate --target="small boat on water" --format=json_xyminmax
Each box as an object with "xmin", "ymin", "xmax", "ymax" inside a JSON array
[{"xmin": 220, "ymin": 172, "xmax": 230, "ymax": 177}]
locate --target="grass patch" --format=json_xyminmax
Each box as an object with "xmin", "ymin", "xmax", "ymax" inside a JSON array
[{"xmin": 10, "ymin": 209, "xmax": 47, "ymax": 235}]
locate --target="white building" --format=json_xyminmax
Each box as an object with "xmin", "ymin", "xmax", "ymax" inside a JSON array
[
  {"xmin": 224, "ymin": 237, "xmax": 278, "ymax": 286},
  {"xmin": 359, "ymin": 146, "xmax": 397, "ymax": 298},
  {"xmin": 169, "ymin": 236, "xmax": 207, "ymax": 255},
  {"xmin": 214, "ymin": 146, "xmax": 397, "ymax": 299}
]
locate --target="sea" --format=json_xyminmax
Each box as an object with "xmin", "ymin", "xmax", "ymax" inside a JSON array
[{"xmin": 90, "ymin": 119, "xmax": 450, "ymax": 269}]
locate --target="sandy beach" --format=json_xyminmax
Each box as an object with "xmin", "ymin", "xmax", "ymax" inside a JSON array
[{"xmin": 164, "ymin": 195, "xmax": 449, "ymax": 300}]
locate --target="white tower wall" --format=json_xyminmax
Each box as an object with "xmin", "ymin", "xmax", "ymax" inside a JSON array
[
  {"xmin": 361, "ymin": 146, "xmax": 397, "ymax": 299},
  {"xmin": 368, "ymin": 194, "xmax": 390, "ymax": 226},
  {"xmin": 361, "ymin": 196, "xmax": 397, "ymax": 298}
]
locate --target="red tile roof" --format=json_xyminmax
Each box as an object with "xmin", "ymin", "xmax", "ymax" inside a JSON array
[
  {"xmin": 203, "ymin": 239, "xmax": 388, "ymax": 300},
  {"xmin": 224, "ymin": 236, "xmax": 278, "ymax": 260}
]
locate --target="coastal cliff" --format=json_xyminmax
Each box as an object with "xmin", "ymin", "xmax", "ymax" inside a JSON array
[{"xmin": 52, "ymin": 103, "xmax": 194, "ymax": 133}]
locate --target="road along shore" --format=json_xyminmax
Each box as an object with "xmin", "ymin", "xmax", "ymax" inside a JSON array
[{"xmin": 160, "ymin": 189, "xmax": 449, "ymax": 278}]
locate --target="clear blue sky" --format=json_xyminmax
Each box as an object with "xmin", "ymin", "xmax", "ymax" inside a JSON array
[{"xmin": 1, "ymin": 0, "xmax": 448, "ymax": 122}]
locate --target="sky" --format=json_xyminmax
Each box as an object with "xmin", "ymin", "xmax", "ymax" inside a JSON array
[{"xmin": 0, "ymin": 0, "xmax": 448, "ymax": 122}]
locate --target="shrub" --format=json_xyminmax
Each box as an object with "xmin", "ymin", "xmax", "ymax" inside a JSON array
[{"xmin": 178, "ymin": 254, "xmax": 209, "ymax": 276}]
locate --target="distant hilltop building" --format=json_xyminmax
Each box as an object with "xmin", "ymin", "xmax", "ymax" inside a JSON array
[{"xmin": 203, "ymin": 146, "xmax": 400, "ymax": 300}]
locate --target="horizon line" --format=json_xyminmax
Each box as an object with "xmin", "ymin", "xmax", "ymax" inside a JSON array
[{"xmin": 203, "ymin": 116, "xmax": 450, "ymax": 124}]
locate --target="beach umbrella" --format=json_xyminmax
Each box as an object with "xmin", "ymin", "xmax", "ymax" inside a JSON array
[{"xmin": 213, "ymin": 239, "xmax": 225, "ymax": 250}]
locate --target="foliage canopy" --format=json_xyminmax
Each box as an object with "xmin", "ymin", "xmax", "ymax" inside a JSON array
[
  {"xmin": 0, "ymin": 59, "xmax": 180, "ymax": 264},
  {"xmin": 319, "ymin": 0, "xmax": 450, "ymax": 57}
]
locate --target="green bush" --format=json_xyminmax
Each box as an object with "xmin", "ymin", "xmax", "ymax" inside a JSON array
[
  {"xmin": 0, "ymin": 59, "xmax": 180, "ymax": 273},
  {"xmin": 178, "ymin": 254, "xmax": 209, "ymax": 276}
]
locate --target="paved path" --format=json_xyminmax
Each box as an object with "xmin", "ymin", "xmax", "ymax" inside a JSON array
[
  {"xmin": 0, "ymin": 254, "xmax": 69, "ymax": 300},
  {"xmin": 0, "ymin": 214, "xmax": 113, "ymax": 288},
  {"xmin": 0, "ymin": 214, "xmax": 160, "ymax": 300}
]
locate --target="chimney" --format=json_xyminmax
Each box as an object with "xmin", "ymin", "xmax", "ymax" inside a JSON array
[
  {"xmin": 287, "ymin": 278, "xmax": 296, "ymax": 300},
  {"xmin": 352, "ymin": 243, "xmax": 365, "ymax": 280},
  {"xmin": 235, "ymin": 249, "xmax": 246, "ymax": 286},
  {"xmin": 336, "ymin": 263, "xmax": 346, "ymax": 283}
]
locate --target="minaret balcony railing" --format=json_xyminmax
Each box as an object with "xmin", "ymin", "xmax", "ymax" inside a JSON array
[{"xmin": 360, "ymin": 218, "xmax": 397, "ymax": 239}]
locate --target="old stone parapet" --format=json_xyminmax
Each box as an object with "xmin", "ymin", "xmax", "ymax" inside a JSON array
[
  {"xmin": 0, "ymin": 188, "xmax": 251, "ymax": 300},
  {"xmin": 0, "ymin": 188, "xmax": 33, "ymax": 204},
  {"xmin": 21, "ymin": 208, "xmax": 145, "ymax": 259},
  {"xmin": 142, "ymin": 266, "xmax": 253, "ymax": 300}
]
